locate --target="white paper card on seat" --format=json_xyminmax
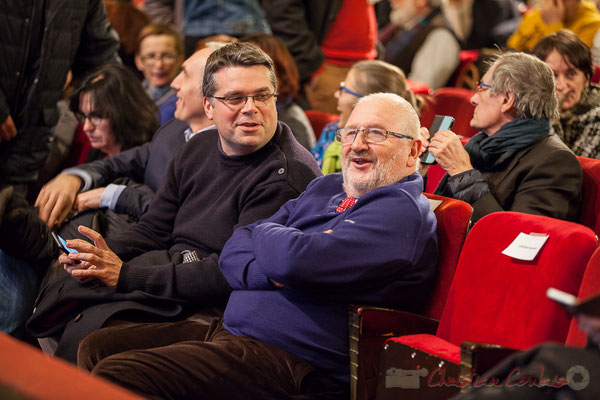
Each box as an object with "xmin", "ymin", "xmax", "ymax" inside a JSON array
[{"xmin": 501, "ymin": 232, "xmax": 549, "ymax": 261}]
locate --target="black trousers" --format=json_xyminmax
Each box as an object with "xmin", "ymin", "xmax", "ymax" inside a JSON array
[{"xmin": 78, "ymin": 318, "xmax": 346, "ymax": 400}]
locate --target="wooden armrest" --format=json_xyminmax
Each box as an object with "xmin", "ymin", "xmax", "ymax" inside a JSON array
[
  {"xmin": 459, "ymin": 341, "xmax": 520, "ymax": 378},
  {"xmin": 348, "ymin": 305, "xmax": 439, "ymax": 400},
  {"xmin": 349, "ymin": 304, "xmax": 439, "ymax": 337}
]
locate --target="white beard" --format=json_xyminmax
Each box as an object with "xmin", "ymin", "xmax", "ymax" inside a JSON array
[{"xmin": 342, "ymin": 150, "xmax": 403, "ymax": 199}]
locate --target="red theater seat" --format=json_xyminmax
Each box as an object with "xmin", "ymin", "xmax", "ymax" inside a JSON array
[
  {"xmin": 420, "ymin": 88, "xmax": 478, "ymax": 139},
  {"xmin": 375, "ymin": 212, "xmax": 597, "ymax": 400},
  {"xmin": 565, "ymin": 246, "xmax": 600, "ymax": 346},
  {"xmin": 577, "ymin": 156, "xmax": 600, "ymax": 236},
  {"xmin": 304, "ymin": 110, "xmax": 338, "ymax": 141},
  {"xmin": 349, "ymin": 194, "xmax": 472, "ymax": 400}
]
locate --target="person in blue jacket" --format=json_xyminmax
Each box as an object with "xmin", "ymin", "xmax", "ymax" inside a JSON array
[{"xmin": 77, "ymin": 92, "xmax": 438, "ymax": 399}]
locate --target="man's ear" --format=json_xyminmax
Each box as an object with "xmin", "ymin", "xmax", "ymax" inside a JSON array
[
  {"xmin": 203, "ymin": 97, "xmax": 214, "ymax": 121},
  {"xmin": 134, "ymin": 54, "xmax": 144, "ymax": 72},
  {"xmin": 500, "ymin": 91, "xmax": 515, "ymax": 113},
  {"xmin": 407, "ymin": 138, "xmax": 423, "ymax": 168}
]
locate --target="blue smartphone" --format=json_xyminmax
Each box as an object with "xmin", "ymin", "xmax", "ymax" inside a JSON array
[
  {"xmin": 420, "ymin": 115, "xmax": 455, "ymax": 165},
  {"xmin": 51, "ymin": 232, "xmax": 81, "ymax": 263}
]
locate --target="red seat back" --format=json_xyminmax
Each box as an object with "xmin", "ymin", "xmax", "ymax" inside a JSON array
[
  {"xmin": 437, "ymin": 211, "xmax": 597, "ymax": 350},
  {"xmin": 304, "ymin": 110, "xmax": 338, "ymax": 141},
  {"xmin": 592, "ymin": 65, "xmax": 600, "ymax": 84},
  {"xmin": 423, "ymin": 137, "xmax": 471, "ymax": 194},
  {"xmin": 423, "ymin": 193, "xmax": 472, "ymax": 320},
  {"xmin": 577, "ymin": 156, "xmax": 600, "ymax": 236},
  {"xmin": 420, "ymin": 88, "xmax": 478, "ymax": 139},
  {"xmin": 565, "ymin": 246, "xmax": 600, "ymax": 346}
]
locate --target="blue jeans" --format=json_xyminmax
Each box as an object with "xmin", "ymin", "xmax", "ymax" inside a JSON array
[{"xmin": 0, "ymin": 251, "xmax": 40, "ymax": 335}]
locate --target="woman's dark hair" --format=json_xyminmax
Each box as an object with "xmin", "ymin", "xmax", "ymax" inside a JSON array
[
  {"xmin": 532, "ymin": 30, "xmax": 594, "ymax": 84},
  {"xmin": 240, "ymin": 33, "xmax": 300, "ymax": 102},
  {"xmin": 69, "ymin": 64, "xmax": 159, "ymax": 150}
]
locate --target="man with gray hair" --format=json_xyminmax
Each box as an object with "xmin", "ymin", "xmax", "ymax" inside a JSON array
[
  {"xmin": 428, "ymin": 52, "xmax": 582, "ymax": 222},
  {"xmin": 75, "ymin": 93, "xmax": 438, "ymax": 399}
]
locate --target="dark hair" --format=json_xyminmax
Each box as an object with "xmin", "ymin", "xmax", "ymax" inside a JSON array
[
  {"xmin": 69, "ymin": 64, "xmax": 159, "ymax": 150},
  {"xmin": 240, "ymin": 34, "xmax": 299, "ymax": 102},
  {"xmin": 136, "ymin": 23, "xmax": 184, "ymax": 57},
  {"xmin": 202, "ymin": 42, "xmax": 277, "ymax": 98},
  {"xmin": 532, "ymin": 30, "xmax": 593, "ymax": 83}
]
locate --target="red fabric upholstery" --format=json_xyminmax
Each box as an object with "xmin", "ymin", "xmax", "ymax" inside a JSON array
[
  {"xmin": 423, "ymin": 193, "xmax": 472, "ymax": 320},
  {"xmin": 63, "ymin": 124, "xmax": 91, "ymax": 168},
  {"xmin": 420, "ymin": 88, "xmax": 478, "ymax": 138},
  {"xmin": 304, "ymin": 110, "xmax": 338, "ymax": 141},
  {"xmin": 566, "ymin": 247, "xmax": 600, "ymax": 346},
  {"xmin": 406, "ymin": 79, "xmax": 432, "ymax": 95},
  {"xmin": 577, "ymin": 156, "xmax": 600, "ymax": 236},
  {"xmin": 387, "ymin": 334, "xmax": 461, "ymax": 365},
  {"xmin": 593, "ymin": 65, "xmax": 600, "ymax": 84},
  {"xmin": 437, "ymin": 212, "xmax": 597, "ymax": 350},
  {"xmin": 423, "ymin": 137, "xmax": 470, "ymax": 194},
  {"xmin": 447, "ymin": 50, "xmax": 480, "ymax": 87}
]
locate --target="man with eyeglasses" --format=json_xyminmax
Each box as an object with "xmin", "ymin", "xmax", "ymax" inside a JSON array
[
  {"xmin": 426, "ymin": 52, "xmax": 582, "ymax": 223},
  {"xmin": 24, "ymin": 42, "xmax": 321, "ymax": 362},
  {"xmin": 75, "ymin": 92, "xmax": 437, "ymax": 399}
]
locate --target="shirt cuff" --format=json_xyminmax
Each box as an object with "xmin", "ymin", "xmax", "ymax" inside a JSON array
[{"xmin": 100, "ymin": 184, "xmax": 126, "ymax": 210}]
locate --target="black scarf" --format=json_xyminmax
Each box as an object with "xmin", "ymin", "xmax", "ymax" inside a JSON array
[{"xmin": 465, "ymin": 118, "xmax": 550, "ymax": 170}]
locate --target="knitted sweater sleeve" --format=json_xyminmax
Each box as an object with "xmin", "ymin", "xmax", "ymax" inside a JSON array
[
  {"xmin": 114, "ymin": 169, "xmax": 306, "ymax": 305},
  {"xmin": 249, "ymin": 188, "xmax": 436, "ymax": 303}
]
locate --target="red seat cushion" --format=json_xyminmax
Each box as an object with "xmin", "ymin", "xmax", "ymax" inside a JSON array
[{"xmin": 387, "ymin": 334, "xmax": 461, "ymax": 365}]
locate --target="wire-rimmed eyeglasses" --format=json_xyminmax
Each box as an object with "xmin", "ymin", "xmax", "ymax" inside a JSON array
[{"xmin": 335, "ymin": 127, "xmax": 414, "ymax": 144}]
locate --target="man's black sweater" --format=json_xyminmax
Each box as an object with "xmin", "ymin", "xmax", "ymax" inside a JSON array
[{"xmin": 110, "ymin": 122, "xmax": 322, "ymax": 306}]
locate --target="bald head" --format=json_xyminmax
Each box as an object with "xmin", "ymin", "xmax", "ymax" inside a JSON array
[{"xmin": 341, "ymin": 93, "xmax": 422, "ymax": 198}]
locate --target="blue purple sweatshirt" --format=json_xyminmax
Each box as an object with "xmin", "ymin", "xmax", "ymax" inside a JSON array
[{"xmin": 219, "ymin": 172, "xmax": 438, "ymax": 386}]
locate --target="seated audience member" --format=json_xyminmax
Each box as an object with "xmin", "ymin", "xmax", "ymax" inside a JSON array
[
  {"xmin": 23, "ymin": 42, "xmax": 321, "ymax": 362},
  {"xmin": 428, "ymin": 52, "xmax": 582, "ymax": 223},
  {"xmin": 240, "ymin": 33, "xmax": 316, "ymax": 151},
  {"xmin": 76, "ymin": 92, "xmax": 438, "ymax": 400},
  {"xmin": 508, "ymin": 0, "xmax": 600, "ymax": 51},
  {"xmin": 318, "ymin": 60, "xmax": 421, "ymax": 174},
  {"xmin": 71, "ymin": 64, "xmax": 158, "ymax": 161},
  {"xmin": 135, "ymin": 24, "xmax": 185, "ymax": 124},
  {"xmin": 0, "ymin": 64, "xmax": 158, "ymax": 338},
  {"xmin": 533, "ymin": 30, "xmax": 600, "ymax": 159},
  {"xmin": 443, "ymin": 0, "xmax": 521, "ymax": 49},
  {"xmin": 454, "ymin": 305, "xmax": 600, "ymax": 399},
  {"xmin": 381, "ymin": 0, "xmax": 460, "ymax": 90}
]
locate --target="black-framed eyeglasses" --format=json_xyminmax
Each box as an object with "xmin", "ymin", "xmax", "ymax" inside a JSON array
[
  {"xmin": 338, "ymin": 81, "xmax": 362, "ymax": 98},
  {"xmin": 476, "ymin": 81, "xmax": 493, "ymax": 94},
  {"xmin": 74, "ymin": 111, "xmax": 107, "ymax": 126},
  {"xmin": 140, "ymin": 53, "xmax": 178, "ymax": 65},
  {"xmin": 210, "ymin": 92, "xmax": 278, "ymax": 109},
  {"xmin": 335, "ymin": 127, "xmax": 414, "ymax": 144}
]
